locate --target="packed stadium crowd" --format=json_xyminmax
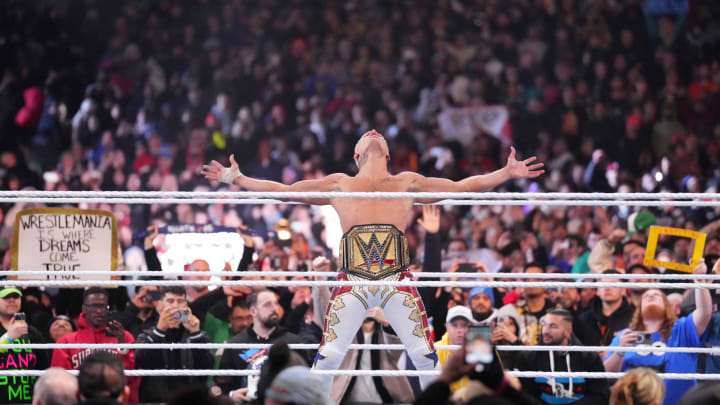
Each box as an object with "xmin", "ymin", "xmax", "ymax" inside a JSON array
[{"xmin": 2, "ymin": 0, "xmax": 720, "ymax": 404}]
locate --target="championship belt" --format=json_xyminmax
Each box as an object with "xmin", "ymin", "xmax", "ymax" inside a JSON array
[{"xmin": 339, "ymin": 224, "xmax": 410, "ymax": 280}]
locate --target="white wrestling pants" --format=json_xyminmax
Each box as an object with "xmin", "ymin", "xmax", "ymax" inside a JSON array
[{"xmin": 312, "ymin": 270, "xmax": 440, "ymax": 391}]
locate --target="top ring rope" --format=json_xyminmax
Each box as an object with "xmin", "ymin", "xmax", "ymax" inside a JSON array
[{"xmin": 0, "ymin": 191, "xmax": 718, "ymax": 199}]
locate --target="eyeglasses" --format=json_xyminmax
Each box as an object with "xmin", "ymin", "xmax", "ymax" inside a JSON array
[{"xmin": 83, "ymin": 303, "xmax": 109, "ymax": 311}]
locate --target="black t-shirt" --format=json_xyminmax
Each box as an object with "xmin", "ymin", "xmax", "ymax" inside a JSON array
[{"xmin": 0, "ymin": 323, "xmax": 49, "ymax": 404}]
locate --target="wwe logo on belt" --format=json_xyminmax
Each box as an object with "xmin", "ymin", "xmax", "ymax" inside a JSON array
[{"xmin": 356, "ymin": 233, "xmax": 393, "ymax": 269}]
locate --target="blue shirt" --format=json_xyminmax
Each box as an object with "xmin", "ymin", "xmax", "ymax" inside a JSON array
[{"xmin": 605, "ymin": 312, "xmax": 707, "ymax": 405}]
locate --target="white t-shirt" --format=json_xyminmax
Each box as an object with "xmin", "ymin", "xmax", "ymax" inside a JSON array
[{"xmin": 346, "ymin": 331, "xmax": 383, "ymax": 404}]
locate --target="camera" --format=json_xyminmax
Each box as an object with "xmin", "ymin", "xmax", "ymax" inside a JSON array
[
  {"xmin": 465, "ymin": 325, "xmax": 493, "ymax": 364},
  {"xmin": 173, "ymin": 308, "xmax": 190, "ymax": 323},
  {"xmin": 457, "ymin": 263, "xmax": 477, "ymax": 273},
  {"xmin": 13, "ymin": 312, "xmax": 26, "ymax": 321},
  {"xmin": 634, "ymin": 331, "xmax": 653, "ymax": 345}
]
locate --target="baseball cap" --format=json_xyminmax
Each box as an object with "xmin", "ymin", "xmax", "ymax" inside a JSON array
[
  {"xmin": 468, "ymin": 287, "xmax": 495, "ymax": 307},
  {"xmin": 265, "ymin": 366, "xmax": 334, "ymax": 405},
  {"xmin": 0, "ymin": 287, "xmax": 22, "ymax": 298},
  {"xmin": 627, "ymin": 211, "xmax": 656, "ymax": 236},
  {"xmin": 446, "ymin": 305, "xmax": 473, "ymax": 323}
]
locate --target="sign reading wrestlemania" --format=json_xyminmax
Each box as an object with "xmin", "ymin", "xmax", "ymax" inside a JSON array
[
  {"xmin": 155, "ymin": 224, "xmax": 244, "ymax": 274},
  {"xmin": 11, "ymin": 208, "xmax": 117, "ymax": 281}
]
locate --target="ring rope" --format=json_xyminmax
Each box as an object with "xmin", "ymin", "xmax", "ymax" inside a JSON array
[
  {"xmin": 1, "ymin": 190, "xmax": 718, "ymax": 200},
  {"xmin": 3, "ymin": 197, "xmax": 719, "ymax": 207},
  {"xmin": 0, "ymin": 369, "xmax": 717, "ymax": 380},
  {"xmin": 3, "ymin": 271, "xmax": 719, "ymax": 280},
  {"xmin": 0, "ymin": 279, "xmax": 715, "ymax": 289},
  {"xmin": 3, "ymin": 343, "xmax": 718, "ymax": 355}
]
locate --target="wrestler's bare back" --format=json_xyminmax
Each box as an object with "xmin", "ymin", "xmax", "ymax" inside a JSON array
[{"xmin": 330, "ymin": 172, "xmax": 416, "ymax": 233}]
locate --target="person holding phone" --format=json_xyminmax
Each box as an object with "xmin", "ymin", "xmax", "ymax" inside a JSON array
[
  {"xmin": 603, "ymin": 259, "xmax": 714, "ymax": 405},
  {"xmin": 135, "ymin": 286, "xmax": 214, "ymax": 402},
  {"xmin": 0, "ymin": 287, "xmax": 50, "ymax": 403}
]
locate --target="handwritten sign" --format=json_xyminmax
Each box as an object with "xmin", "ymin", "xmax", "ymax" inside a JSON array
[
  {"xmin": 644, "ymin": 226, "xmax": 706, "ymax": 273},
  {"xmin": 11, "ymin": 208, "xmax": 117, "ymax": 281},
  {"xmin": 156, "ymin": 224, "xmax": 243, "ymax": 273}
]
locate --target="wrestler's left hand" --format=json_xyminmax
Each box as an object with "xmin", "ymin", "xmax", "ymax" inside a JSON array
[{"xmin": 505, "ymin": 146, "xmax": 544, "ymax": 178}]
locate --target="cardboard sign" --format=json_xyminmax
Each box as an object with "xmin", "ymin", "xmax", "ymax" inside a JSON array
[
  {"xmin": 643, "ymin": 226, "xmax": 706, "ymax": 273},
  {"xmin": 11, "ymin": 208, "xmax": 117, "ymax": 281}
]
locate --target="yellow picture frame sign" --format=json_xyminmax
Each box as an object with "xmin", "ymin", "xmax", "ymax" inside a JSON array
[{"xmin": 643, "ymin": 226, "xmax": 706, "ymax": 273}]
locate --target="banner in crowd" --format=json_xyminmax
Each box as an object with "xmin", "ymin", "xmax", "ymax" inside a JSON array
[
  {"xmin": 11, "ymin": 208, "xmax": 117, "ymax": 281},
  {"xmin": 156, "ymin": 224, "xmax": 244, "ymax": 274},
  {"xmin": 437, "ymin": 105, "xmax": 512, "ymax": 146},
  {"xmin": 644, "ymin": 0, "xmax": 688, "ymax": 16}
]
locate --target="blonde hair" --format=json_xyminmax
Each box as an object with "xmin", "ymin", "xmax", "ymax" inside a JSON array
[{"xmin": 610, "ymin": 368, "xmax": 665, "ymax": 405}]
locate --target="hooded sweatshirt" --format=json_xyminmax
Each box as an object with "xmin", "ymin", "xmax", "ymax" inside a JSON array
[
  {"xmin": 51, "ymin": 312, "xmax": 139, "ymax": 402},
  {"xmin": 515, "ymin": 335, "xmax": 609, "ymax": 405},
  {"xmin": 434, "ymin": 332, "xmax": 469, "ymax": 393}
]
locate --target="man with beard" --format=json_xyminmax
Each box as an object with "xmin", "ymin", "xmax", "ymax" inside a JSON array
[
  {"xmin": 604, "ymin": 259, "xmax": 713, "ymax": 405},
  {"xmin": 516, "ymin": 309, "xmax": 609, "ymax": 404},
  {"xmin": 218, "ymin": 289, "xmax": 307, "ymax": 403},
  {"xmin": 468, "ymin": 287, "xmax": 496, "ymax": 322},
  {"xmin": 574, "ymin": 270, "xmax": 634, "ymax": 350},
  {"xmin": 625, "ymin": 264, "xmax": 654, "ymax": 309},
  {"xmin": 501, "ymin": 263, "xmax": 558, "ymax": 345}
]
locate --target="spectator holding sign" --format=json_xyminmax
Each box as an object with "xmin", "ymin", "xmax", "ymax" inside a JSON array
[
  {"xmin": 0, "ymin": 287, "xmax": 49, "ymax": 403},
  {"xmin": 604, "ymin": 259, "xmax": 713, "ymax": 405},
  {"xmin": 50, "ymin": 287, "xmax": 139, "ymax": 402}
]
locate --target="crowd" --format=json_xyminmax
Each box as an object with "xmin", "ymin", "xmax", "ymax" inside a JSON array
[{"xmin": 2, "ymin": 0, "xmax": 720, "ymax": 404}]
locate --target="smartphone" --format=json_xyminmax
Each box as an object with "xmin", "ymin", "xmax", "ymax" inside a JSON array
[
  {"xmin": 458, "ymin": 263, "xmax": 477, "ymax": 273},
  {"xmin": 147, "ymin": 290, "xmax": 162, "ymax": 301},
  {"xmin": 634, "ymin": 331, "xmax": 653, "ymax": 345},
  {"xmin": 173, "ymin": 308, "xmax": 190, "ymax": 323},
  {"xmin": 13, "ymin": 312, "xmax": 26, "ymax": 321},
  {"xmin": 465, "ymin": 325, "xmax": 493, "ymax": 364}
]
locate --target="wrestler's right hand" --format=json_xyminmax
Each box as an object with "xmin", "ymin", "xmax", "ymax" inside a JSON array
[{"xmin": 201, "ymin": 154, "xmax": 242, "ymax": 185}]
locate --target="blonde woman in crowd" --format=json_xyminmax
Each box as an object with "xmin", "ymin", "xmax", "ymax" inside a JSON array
[{"xmin": 610, "ymin": 367, "xmax": 664, "ymax": 405}]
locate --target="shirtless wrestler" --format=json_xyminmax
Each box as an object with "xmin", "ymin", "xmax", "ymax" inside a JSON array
[{"xmin": 202, "ymin": 130, "xmax": 543, "ymax": 391}]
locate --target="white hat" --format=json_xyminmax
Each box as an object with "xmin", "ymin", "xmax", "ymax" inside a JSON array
[{"xmin": 446, "ymin": 305, "xmax": 473, "ymax": 323}]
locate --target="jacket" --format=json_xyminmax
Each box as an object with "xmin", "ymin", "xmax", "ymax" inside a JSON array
[
  {"xmin": 51, "ymin": 312, "xmax": 139, "ymax": 402},
  {"xmin": 435, "ymin": 332, "xmax": 469, "ymax": 394},
  {"xmin": 515, "ymin": 336, "xmax": 609, "ymax": 405},
  {"xmin": 333, "ymin": 323, "xmax": 415, "ymax": 404},
  {"xmin": 574, "ymin": 296, "xmax": 634, "ymax": 346},
  {"xmin": 135, "ymin": 325, "xmax": 215, "ymax": 402},
  {"xmin": 0, "ymin": 323, "xmax": 49, "ymax": 403},
  {"xmin": 217, "ymin": 325, "xmax": 306, "ymax": 395}
]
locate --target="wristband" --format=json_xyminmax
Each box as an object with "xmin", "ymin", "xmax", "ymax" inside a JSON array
[
  {"xmin": 219, "ymin": 167, "xmax": 242, "ymax": 185},
  {"xmin": 0, "ymin": 333, "xmax": 12, "ymax": 353}
]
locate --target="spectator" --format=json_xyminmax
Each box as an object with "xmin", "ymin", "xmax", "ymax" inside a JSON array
[
  {"xmin": 51, "ymin": 287, "xmax": 138, "ymax": 402},
  {"xmin": 468, "ymin": 288, "xmax": 496, "ymax": 323},
  {"xmin": 47, "ymin": 315, "xmax": 76, "ymax": 343},
  {"xmin": 264, "ymin": 365, "xmax": 333, "ymax": 405},
  {"xmin": 203, "ymin": 296, "xmax": 253, "ymax": 366},
  {"xmin": 604, "ymin": 261, "xmax": 713, "ymax": 405},
  {"xmin": 516, "ymin": 308, "xmax": 609, "ymax": 404},
  {"xmin": 218, "ymin": 289, "xmax": 307, "ymax": 402},
  {"xmin": 135, "ymin": 286, "xmax": 214, "ymax": 402},
  {"xmin": 609, "ymin": 367, "xmax": 664, "ymax": 405},
  {"xmin": 500, "ymin": 263, "xmax": 558, "ymax": 345},
  {"xmin": 574, "ymin": 270, "xmax": 634, "ymax": 348},
  {"xmin": 31, "ymin": 368, "xmax": 78, "ymax": 405},
  {"xmin": 0, "ymin": 286, "xmax": 50, "ymax": 403},
  {"xmin": 77, "ymin": 351, "xmax": 130, "ymax": 404},
  {"xmin": 116, "ymin": 286, "xmax": 159, "ymax": 338},
  {"xmin": 435, "ymin": 305, "xmax": 473, "ymax": 394},
  {"xmin": 328, "ymin": 307, "xmax": 414, "ymax": 404}
]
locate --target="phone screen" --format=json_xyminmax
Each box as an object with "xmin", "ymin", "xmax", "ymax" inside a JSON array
[
  {"xmin": 465, "ymin": 326, "xmax": 493, "ymax": 364},
  {"xmin": 457, "ymin": 263, "xmax": 477, "ymax": 273}
]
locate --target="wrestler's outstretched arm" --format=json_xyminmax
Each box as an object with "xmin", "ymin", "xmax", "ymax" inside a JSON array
[
  {"xmin": 201, "ymin": 154, "xmax": 345, "ymax": 205},
  {"xmin": 406, "ymin": 147, "xmax": 543, "ymax": 200}
]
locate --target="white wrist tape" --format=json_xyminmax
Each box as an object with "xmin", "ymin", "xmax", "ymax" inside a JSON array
[{"xmin": 219, "ymin": 167, "xmax": 242, "ymax": 184}]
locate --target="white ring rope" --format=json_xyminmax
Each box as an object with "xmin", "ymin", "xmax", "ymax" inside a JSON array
[
  {"xmin": 3, "ymin": 343, "xmax": 719, "ymax": 355},
  {"xmin": 0, "ymin": 279, "xmax": 715, "ymax": 289},
  {"xmin": 1, "ymin": 191, "xmax": 718, "ymax": 200},
  {"xmin": 0, "ymin": 369, "xmax": 718, "ymax": 380},
  {"xmin": 2, "ymin": 271, "xmax": 720, "ymax": 280},
  {"xmin": 3, "ymin": 197, "xmax": 720, "ymax": 207}
]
